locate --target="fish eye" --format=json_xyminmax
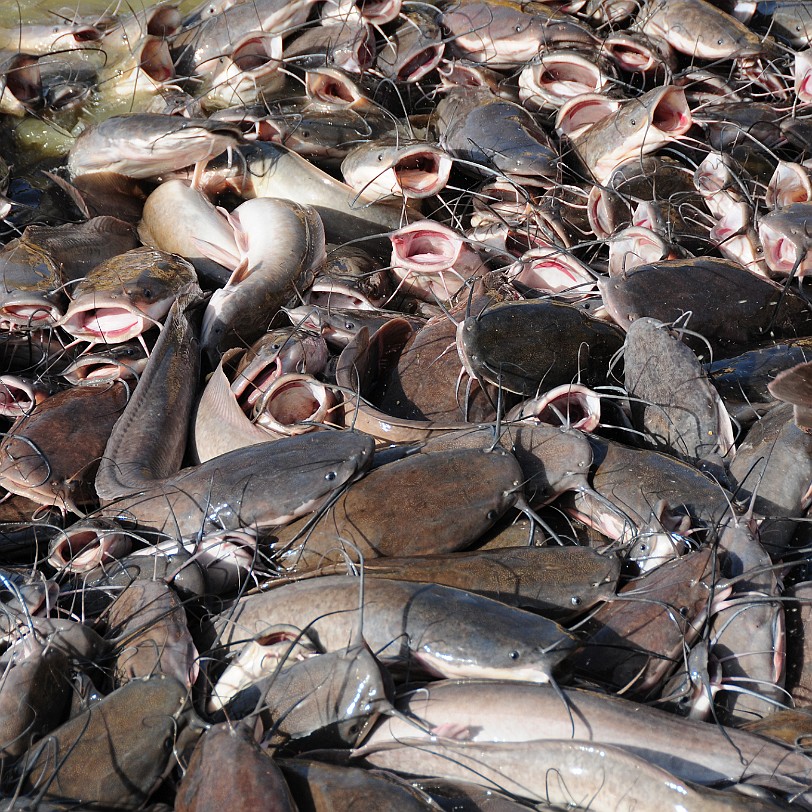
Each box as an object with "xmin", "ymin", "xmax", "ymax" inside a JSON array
[
  {"xmin": 142, "ymin": 288, "xmax": 152, "ymax": 299},
  {"xmin": 301, "ymin": 130, "xmax": 310, "ymax": 138},
  {"xmin": 678, "ymin": 606, "xmax": 688, "ymax": 617},
  {"xmin": 271, "ymin": 343, "xmax": 281, "ymax": 350},
  {"xmin": 717, "ymin": 38, "xmax": 724, "ymax": 45},
  {"xmin": 509, "ymin": 650, "xmax": 520, "ymax": 660},
  {"xmin": 571, "ymin": 596, "xmax": 582, "ymax": 606},
  {"xmin": 325, "ymin": 471, "xmax": 337, "ymax": 481},
  {"xmin": 344, "ymin": 321, "xmax": 355, "ymax": 330},
  {"xmin": 377, "ymin": 153, "xmax": 384, "ymax": 161},
  {"xmin": 515, "ymin": 25, "xmax": 523, "ymax": 32},
  {"xmin": 486, "ymin": 509, "xmax": 497, "ymax": 521},
  {"xmin": 629, "ymin": 119, "xmax": 636, "ymax": 126}
]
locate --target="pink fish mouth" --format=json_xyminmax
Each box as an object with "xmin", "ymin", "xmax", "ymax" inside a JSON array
[
  {"xmin": 556, "ymin": 94, "xmax": 620, "ymax": 139},
  {"xmin": 231, "ymin": 35, "xmax": 282, "ymax": 75},
  {"xmin": 0, "ymin": 302, "xmax": 62, "ymax": 328},
  {"xmin": 0, "ymin": 376, "xmax": 41, "ymax": 417},
  {"xmin": 509, "ymin": 249, "xmax": 595, "ymax": 295},
  {"xmin": 603, "ymin": 39, "xmax": 657, "ymax": 72},
  {"xmin": 393, "ymin": 149, "xmax": 452, "ymax": 198},
  {"xmin": 758, "ymin": 223, "xmax": 806, "ymax": 276},
  {"xmin": 397, "ymin": 45, "xmax": 445, "ymax": 82},
  {"xmin": 651, "ymin": 88, "xmax": 692, "ymax": 134},
  {"xmin": 508, "ymin": 384, "xmax": 601, "ymax": 432},
  {"xmin": 235, "ymin": 360, "xmax": 283, "ymax": 413},
  {"xmin": 392, "ymin": 228, "xmax": 461, "ymax": 269},
  {"xmin": 61, "ymin": 307, "xmax": 148, "ymax": 342},
  {"xmin": 354, "ymin": 0, "xmax": 402, "ymax": 24},
  {"xmin": 306, "ymin": 69, "xmax": 363, "ymax": 107},
  {"xmin": 253, "ymin": 373, "xmax": 338, "ymax": 434},
  {"xmin": 48, "ymin": 525, "xmax": 132, "ymax": 572},
  {"xmin": 138, "ymin": 37, "xmax": 175, "ymax": 83}
]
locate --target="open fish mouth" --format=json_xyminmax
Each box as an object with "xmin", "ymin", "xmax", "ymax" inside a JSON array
[
  {"xmin": 48, "ymin": 524, "xmax": 132, "ymax": 572},
  {"xmin": 0, "ymin": 301, "xmax": 63, "ymax": 328},
  {"xmin": 60, "ymin": 306, "xmax": 151, "ymax": 342},
  {"xmin": 397, "ymin": 45, "xmax": 445, "ymax": 82},
  {"xmin": 651, "ymin": 87, "xmax": 692, "ymax": 133},
  {"xmin": 392, "ymin": 149, "xmax": 452, "ymax": 198}
]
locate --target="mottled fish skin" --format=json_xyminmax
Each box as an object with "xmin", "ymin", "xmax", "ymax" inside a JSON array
[
  {"xmin": 457, "ymin": 299, "xmax": 626, "ymax": 396},
  {"xmin": 211, "ymin": 575, "xmax": 577, "ymax": 683},
  {"xmin": 17, "ymin": 676, "xmax": 192, "ymax": 809},
  {"xmin": 599, "ymin": 257, "xmax": 812, "ymax": 357},
  {"xmin": 436, "ymin": 88, "xmax": 559, "ymax": 182},
  {"xmin": 623, "ymin": 317, "xmax": 735, "ymax": 463}
]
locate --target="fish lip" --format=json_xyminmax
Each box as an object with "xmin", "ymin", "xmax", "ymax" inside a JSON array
[
  {"xmin": 0, "ymin": 299, "xmax": 63, "ymax": 328},
  {"xmin": 48, "ymin": 524, "xmax": 131, "ymax": 572},
  {"xmin": 392, "ymin": 147, "xmax": 452, "ymax": 199},
  {"xmin": 556, "ymin": 93, "xmax": 620, "ymax": 139},
  {"xmin": 650, "ymin": 86, "xmax": 692, "ymax": 135},
  {"xmin": 0, "ymin": 377, "xmax": 40, "ymax": 417},
  {"xmin": 59, "ymin": 302, "xmax": 150, "ymax": 342},
  {"xmin": 395, "ymin": 44, "xmax": 445, "ymax": 83}
]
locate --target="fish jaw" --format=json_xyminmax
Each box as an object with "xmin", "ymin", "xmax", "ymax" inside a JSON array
[
  {"xmin": 60, "ymin": 294, "xmax": 171, "ymax": 343},
  {"xmin": 0, "ymin": 296, "xmax": 64, "ymax": 329},
  {"xmin": 573, "ymin": 86, "xmax": 692, "ymax": 184},
  {"xmin": 390, "ymin": 220, "xmax": 486, "ymax": 301}
]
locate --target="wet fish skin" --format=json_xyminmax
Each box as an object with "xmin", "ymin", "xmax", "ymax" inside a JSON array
[
  {"xmin": 201, "ymin": 142, "xmax": 419, "ymax": 258},
  {"xmin": 280, "ymin": 759, "xmax": 436, "ymax": 811},
  {"xmin": 67, "ymin": 114, "xmax": 243, "ymax": 180},
  {"xmin": 639, "ymin": 0, "xmax": 771, "ymax": 58},
  {"xmin": 0, "ymin": 382, "xmax": 129, "ymax": 513},
  {"xmin": 200, "ymin": 197, "xmax": 326, "ymax": 361},
  {"xmin": 232, "ymin": 643, "xmax": 391, "ymax": 749},
  {"xmin": 278, "ymin": 445, "xmax": 522, "ymax": 569},
  {"xmin": 354, "ymin": 737, "xmax": 782, "ymax": 811},
  {"xmin": 623, "ymin": 316, "xmax": 735, "ymax": 463},
  {"xmin": 175, "ymin": 722, "xmax": 298, "ymax": 812},
  {"xmin": 457, "ymin": 299, "xmax": 626, "ymax": 396},
  {"xmin": 361, "ymin": 678, "xmax": 812, "ymax": 800},
  {"xmin": 598, "ymin": 256, "xmax": 812, "ymax": 357},
  {"xmin": 17, "ymin": 675, "xmax": 193, "ymax": 809},
  {"xmin": 294, "ymin": 545, "xmax": 620, "ymax": 618},
  {"xmin": 435, "ymin": 87, "xmax": 559, "ymax": 182},
  {"xmin": 212, "ymin": 575, "xmax": 578, "ymax": 683},
  {"xmin": 105, "ymin": 579, "xmax": 199, "ymax": 690}
]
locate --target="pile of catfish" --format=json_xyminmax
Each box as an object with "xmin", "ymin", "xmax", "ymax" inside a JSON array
[{"xmin": 6, "ymin": 0, "xmax": 812, "ymax": 809}]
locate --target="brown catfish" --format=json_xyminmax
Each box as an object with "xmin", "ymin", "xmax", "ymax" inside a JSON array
[
  {"xmin": 378, "ymin": 305, "xmax": 495, "ymax": 423},
  {"xmin": 278, "ymin": 445, "xmax": 523, "ymax": 570},
  {"xmin": 570, "ymin": 85, "xmax": 691, "ymax": 184},
  {"xmin": 599, "ymin": 257, "xmax": 812, "ymax": 357},
  {"xmin": 92, "ymin": 287, "xmax": 374, "ymax": 538},
  {"xmin": 199, "ymin": 197, "xmax": 326, "ymax": 361},
  {"xmin": 297, "ymin": 545, "xmax": 620, "ymax": 618},
  {"xmin": 337, "ymin": 320, "xmax": 487, "ymax": 443},
  {"xmin": 105, "ymin": 579, "xmax": 199, "ymax": 690},
  {"xmin": 457, "ymin": 300, "xmax": 625, "ymax": 396},
  {"xmin": 0, "ymin": 382, "xmax": 129, "ymax": 514},
  {"xmin": 572, "ymin": 548, "xmax": 722, "ymax": 696},
  {"xmin": 17, "ymin": 676, "xmax": 193, "ymax": 808},
  {"xmin": 362, "ymin": 679, "xmax": 812, "ymax": 799},
  {"xmin": 212, "ymin": 576, "xmax": 577, "ymax": 682},
  {"xmin": 280, "ymin": 759, "xmax": 436, "ymax": 811},
  {"xmin": 354, "ymin": 737, "xmax": 778, "ymax": 811},
  {"xmin": 175, "ymin": 723, "xmax": 298, "ymax": 812}
]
